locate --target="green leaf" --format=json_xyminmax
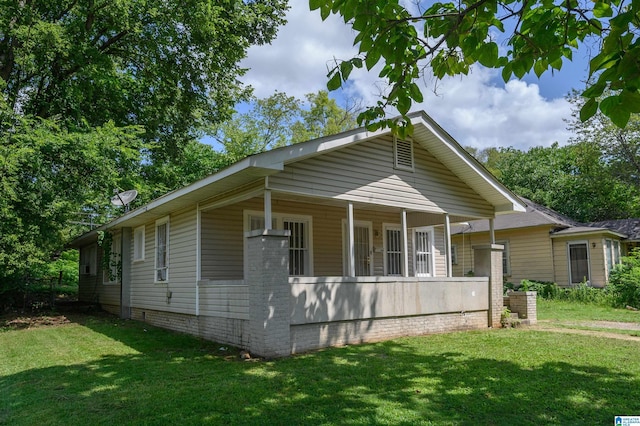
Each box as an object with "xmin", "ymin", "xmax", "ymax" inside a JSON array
[
  {"xmin": 327, "ymin": 71, "xmax": 342, "ymax": 91},
  {"xmin": 582, "ymin": 82, "xmax": 606, "ymax": 98},
  {"xmin": 606, "ymin": 105, "xmax": 631, "ymax": 128},
  {"xmin": 340, "ymin": 61, "xmax": 353, "ymax": 80},
  {"xmin": 365, "ymin": 49, "xmax": 381, "ymax": 71},
  {"xmin": 533, "ymin": 60, "xmax": 546, "ymax": 78},
  {"xmin": 309, "ymin": 0, "xmax": 324, "ymax": 11},
  {"xmin": 478, "ymin": 42, "xmax": 499, "ymax": 67},
  {"xmin": 620, "ymin": 90, "xmax": 640, "ymax": 113},
  {"xmin": 409, "ymin": 83, "xmax": 423, "ymax": 103},
  {"xmin": 593, "ymin": 1, "xmax": 613, "ymax": 18},
  {"xmin": 580, "ymin": 97, "xmax": 598, "ymax": 122}
]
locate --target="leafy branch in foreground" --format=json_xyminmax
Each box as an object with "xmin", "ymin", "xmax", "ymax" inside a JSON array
[{"xmin": 311, "ymin": 0, "xmax": 640, "ymax": 131}]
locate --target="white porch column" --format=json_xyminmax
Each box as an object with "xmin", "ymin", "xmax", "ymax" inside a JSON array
[
  {"xmin": 401, "ymin": 209, "xmax": 409, "ymax": 277},
  {"xmin": 444, "ymin": 213, "xmax": 452, "ymax": 277},
  {"xmin": 489, "ymin": 218, "xmax": 495, "ymax": 244},
  {"xmin": 347, "ymin": 202, "xmax": 355, "ymax": 277},
  {"xmin": 264, "ymin": 189, "xmax": 272, "ymax": 230},
  {"xmin": 196, "ymin": 205, "xmax": 201, "ymax": 316}
]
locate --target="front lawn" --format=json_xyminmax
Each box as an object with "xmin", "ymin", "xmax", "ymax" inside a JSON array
[{"xmin": 2, "ymin": 312, "xmax": 640, "ymax": 425}]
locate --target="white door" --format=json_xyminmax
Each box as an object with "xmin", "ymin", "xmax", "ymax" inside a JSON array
[
  {"xmin": 414, "ymin": 228, "xmax": 433, "ymax": 277},
  {"xmin": 343, "ymin": 221, "xmax": 373, "ymax": 276}
]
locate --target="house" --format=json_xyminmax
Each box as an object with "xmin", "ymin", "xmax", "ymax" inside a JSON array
[
  {"xmin": 69, "ymin": 111, "xmax": 526, "ymax": 357},
  {"xmin": 451, "ymin": 199, "xmax": 627, "ymax": 287}
]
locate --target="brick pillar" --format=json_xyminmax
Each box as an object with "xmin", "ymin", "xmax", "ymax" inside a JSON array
[
  {"xmin": 247, "ymin": 229, "xmax": 291, "ymax": 358},
  {"xmin": 473, "ymin": 244, "xmax": 504, "ymax": 328},
  {"xmin": 508, "ymin": 291, "xmax": 537, "ymax": 324}
]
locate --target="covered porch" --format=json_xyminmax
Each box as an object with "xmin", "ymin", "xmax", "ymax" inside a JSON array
[{"xmin": 196, "ymin": 186, "xmax": 505, "ymax": 357}]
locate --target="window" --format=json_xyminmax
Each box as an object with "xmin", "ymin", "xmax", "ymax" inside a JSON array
[
  {"xmin": 568, "ymin": 241, "xmax": 590, "ymax": 285},
  {"xmin": 284, "ymin": 219, "xmax": 309, "ymax": 276},
  {"xmin": 413, "ymin": 227, "xmax": 434, "ymax": 277},
  {"xmin": 134, "ymin": 225, "xmax": 145, "ymax": 262},
  {"xmin": 393, "ymin": 137, "xmax": 414, "ymax": 171},
  {"xmin": 245, "ymin": 211, "xmax": 313, "ymax": 277},
  {"xmin": 384, "ymin": 225, "xmax": 402, "ymax": 276},
  {"xmin": 79, "ymin": 244, "xmax": 97, "ymax": 275},
  {"xmin": 451, "ymin": 244, "xmax": 458, "ymax": 265},
  {"xmin": 103, "ymin": 234, "xmax": 121, "ymax": 284},
  {"xmin": 155, "ymin": 217, "xmax": 170, "ymax": 283},
  {"xmin": 605, "ymin": 239, "xmax": 622, "ymax": 277},
  {"xmin": 497, "ymin": 240, "xmax": 510, "ymax": 275}
]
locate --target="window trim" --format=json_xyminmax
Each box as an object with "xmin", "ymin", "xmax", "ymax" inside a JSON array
[
  {"xmin": 383, "ymin": 223, "xmax": 403, "ymax": 276},
  {"xmin": 243, "ymin": 210, "xmax": 314, "ymax": 277},
  {"xmin": 567, "ymin": 240, "xmax": 591, "ymax": 286},
  {"xmin": 155, "ymin": 216, "xmax": 170, "ymax": 284},
  {"xmin": 496, "ymin": 240, "xmax": 510, "ymax": 276},
  {"xmin": 413, "ymin": 226, "xmax": 435, "ymax": 277},
  {"xmin": 133, "ymin": 225, "xmax": 145, "ymax": 262}
]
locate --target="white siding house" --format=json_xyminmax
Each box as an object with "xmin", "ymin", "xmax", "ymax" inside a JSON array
[{"xmin": 70, "ymin": 111, "xmax": 525, "ymax": 357}]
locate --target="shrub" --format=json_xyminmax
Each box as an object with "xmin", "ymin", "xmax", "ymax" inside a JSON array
[
  {"xmin": 520, "ymin": 280, "xmax": 561, "ymax": 299},
  {"xmin": 607, "ymin": 249, "xmax": 640, "ymax": 309}
]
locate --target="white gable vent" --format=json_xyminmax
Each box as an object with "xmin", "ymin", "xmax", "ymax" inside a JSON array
[{"xmin": 394, "ymin": 137, "xmax": 414, "ymax": 171}]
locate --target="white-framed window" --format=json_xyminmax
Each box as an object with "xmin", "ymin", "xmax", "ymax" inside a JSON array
[
  {"xmin": 155, "ymin": 216, "xmax": 170, "ymax": 283},
  {"xmin": 342, "ymin": 220, "xmax": 373, "ymax": 276},
  {"xmin": 605, "ymin": 239, "xmax": 621, "ymax": 277},
  {"xmin": 383, "ymin": 224, "xmax": 403, "ymax": 276},
  {"xmin": 79, "ymin": 244, "xmax": 97, "ymax": 276},
  {"xmin": 497, "ymin": 240, "xmax": 510, "ymax": 275},
  {"xmin": 133, "ymin": 225, "xmax": 145, "ymax": 262},
  {"xmin": 103, "ymin": 234, "xmax": 121, "ymax": 284},
  {"xmin": 244, "ymin": 211, "xmax": 313, "ymax": 277},
  {"xmin": 413, "ymin": 227, "xmax": 435, "ymax": 277},
  {"xmin": 451, "ymin": 244, "xmax": 458, "ymax": 265},
  {"xmin": 568, "ymin": 241, "xmax": 590, "ymax": 285},
  {"xmin": 393, "ymin": 136, "xmax": 414, "ymax": 171}
]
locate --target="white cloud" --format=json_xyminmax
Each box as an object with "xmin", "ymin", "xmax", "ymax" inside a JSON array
[{"xmin": 240, "ymin": 3, "xmax": 575, "ymax": 151}]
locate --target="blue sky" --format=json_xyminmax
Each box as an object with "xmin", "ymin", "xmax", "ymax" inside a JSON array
[{"xmin": 238, "ymin": 2, "xmax": 593, "ymax": 151}]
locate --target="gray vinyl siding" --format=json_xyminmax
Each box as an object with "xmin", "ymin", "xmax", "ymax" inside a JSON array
[
  {"xmin": 268, "ymin": 136, "xmax": 494, "ymax": 218},
  {"xmin": 200, "ymin": 198, "xmax": 448, "ymax": 280},
  {"xmin": 130, "ymin": 206, "xmax": 197, "ymax": 315}
]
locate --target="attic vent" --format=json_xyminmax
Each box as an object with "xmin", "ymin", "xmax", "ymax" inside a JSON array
[{"xmin": 394, "ymin": 137, "xmax": 414, "ymax": 171}]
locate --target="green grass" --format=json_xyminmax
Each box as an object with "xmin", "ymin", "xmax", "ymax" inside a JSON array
[
  {"xmin": 2, "ymin": 312, "xmax": 640, "ymax": 425},
  {"xmin": 538, "ymin": 298, "xmax": 640, "ymax": 322}
]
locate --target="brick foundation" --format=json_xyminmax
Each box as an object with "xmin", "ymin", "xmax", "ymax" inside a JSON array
[
  {"xmin": 290, "ymin": 311, "xmax": 487, "ymax": 353},
  {"xmin": 130, "ymin": 308, "xmax": 249, "ymax": 348},
  {"xmin": 506, "ymin": 291, "xmax": 537, "ymax": 324}
]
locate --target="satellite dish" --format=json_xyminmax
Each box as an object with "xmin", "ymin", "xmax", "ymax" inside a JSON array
[{"xmin": 111, "ymin": 189, "xmax": 138, "ymax": 211}]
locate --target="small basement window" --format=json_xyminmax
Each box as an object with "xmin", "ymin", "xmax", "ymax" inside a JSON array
[{"xmin": 394, "ymin": 137, "xmax": 414, "ymax": 171}]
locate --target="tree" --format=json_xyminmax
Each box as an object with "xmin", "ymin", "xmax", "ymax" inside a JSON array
[
  {"xmin": 0, "ymin": 0, "xmax": 288, "ymax": 158},
  {"xmin": 484, "ymin": 143, "xmax": 640, "ymax": 222},
  {"xmin": 212, "ymin": 90, "xmax": 359, "ymax": 166},
  {"xmin": 0, "ymin": 113, "xmax": 146, "ymax": 282},
  {"xmin": 310, "ymin": 0, "xmax": 640, "ymax": 131},
  {"xmin": 567, "ymin": 92, "xmax": 640, "ymax": 188}
]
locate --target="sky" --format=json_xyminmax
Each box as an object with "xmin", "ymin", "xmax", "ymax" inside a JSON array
[{"xmin": 239, "ymin": 2, "xmax": 594, "ymax": 151}]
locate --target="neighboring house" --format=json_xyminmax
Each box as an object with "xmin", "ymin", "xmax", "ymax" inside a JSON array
[
  {"xmin": 69, "ymin": 111, "xmax": 525, "ymax": 357},
  {"xmin": 451, "ymin": 199, "xmax": 627, "ymax": 288}
]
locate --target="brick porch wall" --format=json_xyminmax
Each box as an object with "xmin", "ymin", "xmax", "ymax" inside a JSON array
[{"xmin": 290, "ymin": 311, "xmax": 487, "ymax": 354}]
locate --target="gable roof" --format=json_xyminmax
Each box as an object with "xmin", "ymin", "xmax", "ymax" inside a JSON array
[
  {"xmin": 589, "ymin": 219, "xmax": 640, "ymax": 241},
  {"xmin": 452, "ymin": 197, "xmax": 630, "ymax": 240},
  {"xmin": 452, "ymin": 197, "xmax": 578, "ymax": 234},
  {"xmin": 69, "ymin": 110, "xmax": 525, "ymax": 247}
]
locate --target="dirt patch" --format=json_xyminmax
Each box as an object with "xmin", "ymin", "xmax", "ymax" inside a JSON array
[
  {"xmin": 1, "ymin": 313, "xmax": 71, "ymax": 330},
  {"xmin": 534, "ymin": 320, "xmax": 640, "ymax": 342}
]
